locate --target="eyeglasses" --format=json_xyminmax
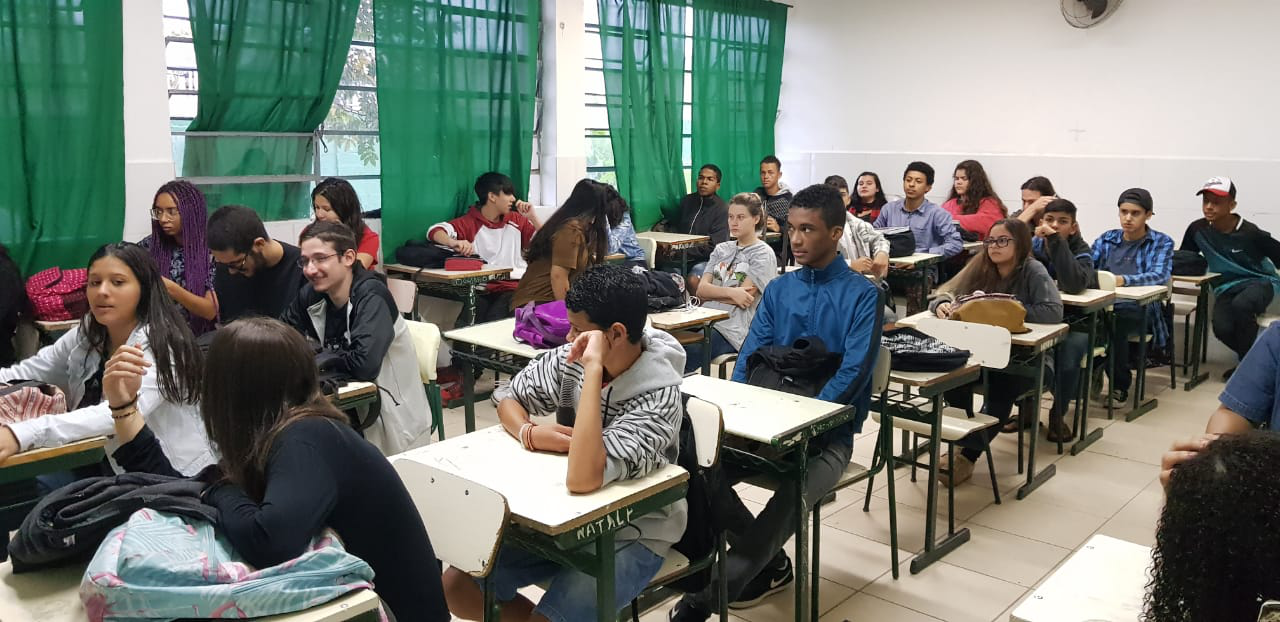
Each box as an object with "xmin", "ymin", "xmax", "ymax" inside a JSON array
[
  {"xmin": 216, "ymin": 254, "xmax": 250, "ymax": 274},
  {"xmin": 297, "ymin": 253, "xmax": 338, "ymax": 269},
  {"xmin": 984, "ymin": 236, "xmax": 1014, "ymax": 248},
  {"xmin": 150, "ymin": 207, "xmax": 180, "ymax": 220}
]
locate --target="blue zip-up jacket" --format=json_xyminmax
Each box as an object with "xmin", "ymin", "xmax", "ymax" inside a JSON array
[
  {"xmin": 1091, "ymin": 227, "xmax": 1174, "ymax": 347},
  {"xmin": 732, "ymin": 253, "xmax": 883, "ymax": 445}
]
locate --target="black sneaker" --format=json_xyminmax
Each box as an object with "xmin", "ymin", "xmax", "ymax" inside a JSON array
[
  {"xmin": 1223, "ymin": 366, "xmax": 1237, "ymax": 381},
  {"xmin": 729, "ymin": 552, "xmax": 794, "ymax": 609},
  {"xmin": 1106, "ymin": 389, "xmax": 1129, "ymax": 409},
  {"xmin": 668, "ymin": 600, "xmax": 711, "ymax": 622}
]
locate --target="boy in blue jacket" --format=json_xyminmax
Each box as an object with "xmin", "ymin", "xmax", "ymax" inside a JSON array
[{"xmin": 672, "ymin": 184, "xmax": 882, "ymax": 620}]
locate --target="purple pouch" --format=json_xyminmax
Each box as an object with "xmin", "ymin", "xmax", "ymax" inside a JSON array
[{"xmin": 513, "ymin": 300, "xmax": 571, "ymax": 349}]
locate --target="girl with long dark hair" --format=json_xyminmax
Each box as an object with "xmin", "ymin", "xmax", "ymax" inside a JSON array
[
  {"xmin": 140, "ymin": 180, "xmax": 218, "ymax": 336},
  {"xmin": 0, "ymin": 243, "xmax": 214, "ymax": 475},
  {"xmin": 942, "ymin": 160, "xmax": 1008, "ymax": 240},
  {"xmin": 510, "ymin": 179, "xmax": 626, "ymax": 310},
  {"xmin": 853, "ymin": 171, "xmax": 889, "ymax": 222},
  {"xmin": 312, "ymin": 177, "xmax": 380, "ymax": 269}
]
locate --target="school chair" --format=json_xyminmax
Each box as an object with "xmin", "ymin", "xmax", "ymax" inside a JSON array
[
  {"xmin": 638, "ymin": 236, "xmax": 657, "ymax": 270},
  {"xmin": 404, "ymin": 319, "xmax": 447, "ymax": 441},
  {"xmin": 387, "ymin": 277, "xmax": 419, "ymax": 321},
  {"xmin": 391, "ymin": 459, "xmax": 508, "ymax": 622},
  {"xmin": 1094, "ymin": 270, "xmax": 1168, "ymax": 403},
  {"xmin": 628, "ymin": 396, "xmax": 727, "ymax": 622}
]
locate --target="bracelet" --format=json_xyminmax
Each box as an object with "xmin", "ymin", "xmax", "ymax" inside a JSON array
[
  {"xmin": 518, "ymin": 423, "xmax": 532, "ymax": 451},
  {"xmin": 109, "ymin": 396, "xmax": 138, "ymax": 412},
  {"xmin": 110, "ymin": 407, "xmax": 139, "ymax": 420}
]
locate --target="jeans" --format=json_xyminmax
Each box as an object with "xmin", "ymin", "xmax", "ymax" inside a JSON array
[
  {"xmin": 1051, "ymin": 332, "xmax": 1091, "ymax": 420},
  {"xmin": 682, "ymin": 329, "xmax": 738, "ymax": 374},
  {"xmin": 683, "ymin": 439, "xmax": 854, "ymax": 613},
  {"xmin": 1106, "ymin": 304, "xmax": 1145, "ymax": 393},
  {"xmin": 947, "ymin": 370, "xmax": 1038, "ymax": 461},
  {"xmin": 689, "ymin": 261, "xmax": 709, "ymax": 277},
  {"xmin": 478, "ymin": 540, "xmax": 664, "ymax": 622},
  {"xmin": 1213, "ymin": 279, "xmax": 1274, "ymax": 361},
  {"xmin": 473, "ymin": 290, "xmax": 515, "ymax": 325}
]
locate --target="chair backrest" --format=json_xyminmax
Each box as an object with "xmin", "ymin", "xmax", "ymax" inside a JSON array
[
  {"xmin": 915, "ymin": 316, "xmax": 1011, "ymax": 368},
  {"xmin": 391, "ymin": 459, "xmax": 509, "ymax": 577},
  {"xmin": 1096, "ymin": 270, "xmax": 1117, "ymax": 291},
  {"xmin": 403, "ymin": 319, "xmax": 441, "ymax": 382},
  {"xmin": 872, "ymin": 345, "xmax": 891, "ymax": 395},
  {"xmin": 387, "ymin": 278, "xmax": 418, "ymax": 317},
  {"xmin": 638, "ymin": 236, "xmax": 657, "ymax": 269},
  {"xmin": 684, "ymin": 396, "xmax": 723, "ymax": 468}
]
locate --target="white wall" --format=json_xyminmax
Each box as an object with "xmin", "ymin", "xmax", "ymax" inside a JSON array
[
  {"xmin": 776, "ymin": 0, "xmax": 1280, "ymax": 244},
  {"xmin": 121, "ymin": 0, "xmax": 177, "ymax": 243}
]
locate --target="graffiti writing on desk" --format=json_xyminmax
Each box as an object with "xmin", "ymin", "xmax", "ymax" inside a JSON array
[{"xmin": 574, "ymin": 508, "xmax": 635, "ymax": 540}]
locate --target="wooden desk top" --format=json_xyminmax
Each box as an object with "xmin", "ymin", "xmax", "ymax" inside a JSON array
[
  {"xmin": 897, "ymin": 312, "xmax": 1068, "ymax": 350},
  {"xmin": 963, "ymin": 241, "xmax": 984, "ymax": 254},
  {"xmin": 0, "ymin": 437, "xmax": 106, "ymax": 469},
  {"xmin": 648, "ymin": 307, "xmax": 730, "ymax": 331},
  {"xmin": 444, "ymin": 318, "xmax": 542, "ymax": 360},
  {"xmin": 1170, "ymin": 272, "xmax": 1221, "ymax": 285},
  {"xmin": 335, "ymin": 381, "xmax": 377, "ymax": 402},
  {"xmin": 396, "ymin": 425, "xmax": 687, "ymax": 536},
  {"xmin": 1010, "ymin": 534, "xmax": 1150, "ymax": 622},
  {"xmin": 636, "ymin": 231, "xmax": 711, "ymax": 246},
  {"xmin": 0, "ymin": 559, "xmax": 381, "ymax": 622},
  {"xmin": 680, "ymin": 374, "xmax": 850, "ymax": 445},
  {"xmin": 604, "ymin": 253, "xmax": 626, "ymax": 262},
  {"xmin": 888, "ymin": 362, "xmax": 982, "ymax": 388},
  {"xmin": 384, "ymin": 263, "xmax": 513, "ymax": 283},
  {"xmin": 33, "ymin": 320, "xmax": 79, "ymax": 334},
  {"xmin": 1059, "ymin": 288, "xmax": 1115, "ymax": 309},
  {"xmin": 888, "ymin": 252, "xmax": 943, "ymax": 268},
  {"xmin": 1114, "ymin": 285, "xmax": 1169, "ymax": 305}
]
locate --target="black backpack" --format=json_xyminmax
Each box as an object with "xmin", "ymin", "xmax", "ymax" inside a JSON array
[
  {"xmin": 878, "ymin": 227, "xmax": 917, "ymax": 258},
  {"xmin": 1172, "ymin": 249, "xmax": 1208, "ymax": 276},
  {"xmin": 743, "ymin": 337, "xmax": 840, "ymax": 398},
  {"xmin": 881, "ymin": 327, "xmax": 970, "ymax": 372},
  {"xmin": 394, "ymin": 240, "xmax": 460, "ymax": 269},
  {"xmin": 630, "ymin": 267, "xmax": 686, "ymax": 311},
  {"xmin": 667, "ymin": 396, "xmax": 731, "ymax": 593}
]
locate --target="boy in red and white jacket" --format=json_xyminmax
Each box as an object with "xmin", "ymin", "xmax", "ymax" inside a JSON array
[{"xmin": 428, "ymin": 172, "xmax": 542, "ymax": 322}]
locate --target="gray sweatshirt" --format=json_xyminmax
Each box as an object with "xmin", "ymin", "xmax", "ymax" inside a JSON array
[
  {"xmin": 701, "ymin": 239, "xmax": 778, "ymax": 349},
  {"xmin": 929, "ymin": 258, "xmax": 1063, "ymax": 324}
]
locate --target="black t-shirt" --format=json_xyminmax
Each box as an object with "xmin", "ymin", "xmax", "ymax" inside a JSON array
[
  {"xmin": 79, "ymin": 358, "xmax": 106, "ymax": 409},
  {"xmin": 214, "ymin": 242, "xmax": 307, "ymax": 322},
  {"xmin": 323, "ymin": 299, "xmax": 350, "ymax": 351}
]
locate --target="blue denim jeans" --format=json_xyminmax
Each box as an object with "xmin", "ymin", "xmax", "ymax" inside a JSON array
[{"xmin": 682, "ymin": 329, "xmax": 738, "ymax": 374}]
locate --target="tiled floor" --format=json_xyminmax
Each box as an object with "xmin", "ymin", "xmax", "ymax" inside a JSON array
[{"xmin": 431, "ymin": 364, "xmax": 1222, "ymax": 622}]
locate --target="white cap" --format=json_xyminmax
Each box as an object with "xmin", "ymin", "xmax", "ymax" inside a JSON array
[{"xmin": 1196, "ymin": 176, "xmax": 1235, "ymax": 198}]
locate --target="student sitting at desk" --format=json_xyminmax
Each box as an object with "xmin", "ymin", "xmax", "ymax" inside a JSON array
[
  {"xmin": 672, "ymin": 184, "xmax": 882, "ymax": 621},
  {"xmin": 445, "ymin": 265, "xmax": 687, "ymax": 622},
  {"xmin": 873, "ymin": 161, "xmax": 964, "ymax": 258},
  {"xmin": 1091, "ymin": 188, "xmax": 1173, "ymax": 407},
  {"xmin": 138, "ymin": 180, "xmax": 218, "ymax": 336},
  {"xmin": 312, "ymin": 177, "xmax": 379, "ymax": 269},
  {"xmin": 207, "ymin": 205, "xmax": 307, "ymax": 322},
  {"xmin": 684, "ymin": 192, "xmax": 778, "ymax": 373},
  {"xmin": 942, "ymin": 159, "xmax": 1008, "ymax": 241},
  {"xmin": 755, "ymin": 155, "xmax": 793, "ymax": 235},
  {"xmin": 280, "ymin": 221, "xmax": 431, "ymax": 455},
  {"xmin": 930, "ymin": 219, "xmax": 1063, "ymax": 485},
  {"xmin": 428, "ymin": 172, "xmax": 542, "ymax": 322},
  {"xmin": 676, "ymin": 163, "xmax": 730, "ymax": 281},
  {"xmin": 0, "ymin": 243, "xmax": 214, "ymax": 476},
  {"xmin": 99, "ymin": 317, "xmax": 451, "ymax": 622},
  {"xmin": 510, "ymin": 179, "xmax": 625, "ymax": 311},
  {"xmin": 1179, "ymin": 177, "xmax": 1280, "ymax": 379},
  {"xmin": 850, "ymin": 171, "xmax": 889, "ymax": 223},
  {"xmin": 1014, "ymin": 176, "xmax": 1057, "ymax": 226},
  {"xmin": 608, "ymin": 210, "xmax": 648, "ymax": 268}
]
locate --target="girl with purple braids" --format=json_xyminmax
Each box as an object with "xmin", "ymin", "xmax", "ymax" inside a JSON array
[{"xmin": 139, "ymin": 180, "xmax": 218, "ymax": 336}]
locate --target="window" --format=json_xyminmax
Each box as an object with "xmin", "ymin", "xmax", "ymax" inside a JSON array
[
  {"xmin": 583, "ymin": 0, "xmax": 693, "ymax": 192},
  {"xmin": 163, "ymin": 0, "xmax": 382, "ymax": 216}
]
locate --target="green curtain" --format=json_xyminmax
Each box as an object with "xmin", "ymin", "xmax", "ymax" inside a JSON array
[
  {"xmin": 375, "ymin": 0, "xmax": 540, "ymax": 255},
  {"xmin": 184, "ymin": 0, "xmax": 358, "ymax": 220},
  {"xmin": 597, "ymin": 0, "xmax": 686, "ymax": 228},
  {"xmin": 692, "ymin": 0, "xmax": 786, "ymax": 196},
  {"xmin": 0, "ymin": 1, "xmax": 124, "ymax": 274}
]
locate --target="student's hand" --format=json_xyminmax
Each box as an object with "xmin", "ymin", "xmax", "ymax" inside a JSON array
[
  {"xmin": 161, "ymin": 277, "xmax": 181, "ymax": 297},
  {"xmin": 452, "ymin": 239, "xmax": 476, "ymax": 256},
  {"xmin": 1028, "ymin": 195, "xmax": 1053, "ymax": 216},
  {"xmin": 566, "ymin": 330, "xmax": 609, "ymax": 369},
  {"xmin": 872, "ymin": 253, "xmax": 890, "ymax": 278},
  {"xmin": 766, "ymin": 217, "xmax": 780, "ymax": 232},
  {"xmin": 1115, "ymin": 275, "xmax": 1126, "ymax": 287},
  {"xmin": 104, "ymin": 344, "xmax": 150, "ymax": 409},
  {"xmin": 0, "ymin": 426, "xmax": 18, "ymax": 463},
  {"xmin": 726, "ymin": 287, "xmax": 755, "ymax": 309},
  {"xmin": 1035, "ymin": 222, "xmax": 1057, "ymax": 239},
  {"xmin": 935, "ymin": 302, "xmax": 952, "ymax": 318},
  {"xmin": 850, "ymin": 257, "xmax": 874, "ymax": 274},
  {"xmin": 1160, "ymin": 433, "xmax": 1219, "ymax": 489},
  {"xmin": 531, "ymin": 424, "xmax": 573, "ymax": 453},
  {"xmin": 515, "ymin": 200, "xmax": 533, "ymax": 216}
]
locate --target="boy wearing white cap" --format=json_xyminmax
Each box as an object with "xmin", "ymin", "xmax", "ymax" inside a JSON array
[{"xmin": 1181, "ymin": 177, "xmax": 1280, "ymax": 378}]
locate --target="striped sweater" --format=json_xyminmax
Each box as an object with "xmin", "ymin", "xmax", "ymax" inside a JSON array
[{"xmin": 497, "ymin": 327, "xmax": 689, "ymax": 555}]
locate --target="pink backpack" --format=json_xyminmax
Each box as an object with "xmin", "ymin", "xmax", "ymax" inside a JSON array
[
  {"xmin": 25, "ymin": 267, "xmax": 88, "ymax": 321},
  {"xmin": 513, "ymin": 300, "xmax": 571, "ymax": 349},
  {"xmin": 0, "ymin": 381, "xmax": 67, "ymax": 426}
]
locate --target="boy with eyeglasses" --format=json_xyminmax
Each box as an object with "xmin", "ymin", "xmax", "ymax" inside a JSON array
[{"xmin": 208, "ymin": 205, "xmax": 306, "ymax": 322}]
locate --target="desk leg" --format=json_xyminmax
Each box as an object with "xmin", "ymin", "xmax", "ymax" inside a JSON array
[
  {"xmin": 1126, "ymin": 304, "xmax": 1158, "ymax": 422},
  {"xmin": 793, "ymin": 440, "xmax": 811, "ymax": 622},
  {"xmin": 914, "ymin": 269, "xmax": 929, "ymax": 315},
  {"xmin": 595, "ymin": 531, "xmax": 617, "ymax": 622},
  {"xmin": 462, "ymin": 358, "xmax": 477, "ymax": 433},
  {"xmin": 462, "ymin": 283, "xmax": 479, "ymax": 327},
  {"xmin": 1106, "ymin": 310, "xmax": 1116, "ymax": 420},
  {"xmin": 909, "ymin": 395, "xmax": 969, "ymax": 573},
  {"xmin": 1072, "ymin": 312, "xmax": 1104, "ymax": 455},
  {"xmin": 701, "ymin": 329, "xmax": 712, "ymax": 376},
  {"xmin": 1183, "ymin": 284, "xmax": 1210, "ymax": 391},
  {"xmin": 1017, "ymin": 351, "xmax": 1056, "ymax": 500}
]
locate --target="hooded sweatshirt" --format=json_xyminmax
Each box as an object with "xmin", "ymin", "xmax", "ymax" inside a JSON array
[
  {"xmin": 1032, "ymin": 232, "xmax": 1098, "ymax": 294},
  {"xmin": 494, "ymin": 327, "xmax": 689, "ymax": 556}
]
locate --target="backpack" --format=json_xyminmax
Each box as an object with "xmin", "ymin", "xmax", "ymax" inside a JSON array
[
  {"xmin": 394, "ymin": 240, "xmax": 460, "ymax": 269},
  {"xmin": 512, "ymin": 300, "xmax": 571, "ymax": 349},
  {"xmin": 25, "ymin": 267, "xmax": 88, "ymax": 321},
  {"xmin": 947, "ymin": 292, "xmax": 1029, "ymax": 334},
  {"xmin": 630, "ymin": 267, "xmax": 686, "ymax": 311},
  {"xmin": 743, "ymin": 337, "xmax": 840, "ymax": 398},
  {"xmin": 1172, "ymin": 249, "xmax": 1208, "ymax": 276},
  {"xmin": 0, "ymin": 381, "xmax": 67, "ymax": 425},
  {"xmin": 878, "ymin": 227, "xmax": 917, "ymax": 258},
  {"xmin": 881, "ymin": 327, "xmax": 971, "ymax": 372},
  {"xmin": 666, "ymin": 397, "xmax": 729, "ymax": 593}
]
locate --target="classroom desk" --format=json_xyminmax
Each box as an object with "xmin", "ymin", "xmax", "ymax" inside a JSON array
[
  {"xmin": 648, "ymin": 306, "xmax": 730, "ymax": 375},
  {"xmin": 887, "ymin": 253, "xmax": 944, "ymax": 315},
  {"xmin": 637, "ymin": 231, "xmax": 711, "ymax": 275},
  {"xmin": 604, "ymin": 252, "xmax": 627, "ymax": 264},
  {"xmin": 880, "ymin": 362, "xmax": 984, "ymax": 574},
  {"xmin": 679, "ymin": 374, "xmax": 858, "ymax": 622},
  {"xmin": 1113, "ymin": 285, "xmax": 1171, "ymax": 422},
  {"xmin": 897, "ymin": 312, "xmax": 1068, "ymax": 499},
  {"xmin": 1059, "ymin": 289, "xmax": 1116, "ymax": 455},
  {"xmin": 332, "ymin": 381, "xmax": 383, "ymax": 432},
  {"xmin": 0, "ymin": 437, "xmax": 108, "ymax": 561},
  {"xmin": 0, "ymin": 559, "xmax": 383, "ymax": 622},
  {"xmin": 396, "ymin": 425, "xmax": 688, "ymax": 622},
  {"xmin": 1010, "ymin": 534, "xmax": 1150, "ymax": 622},
  {"xmin": 963, "ymin": 240, "xmax": 984, "ymax": 255},
  {"xmin": 1170, "ymin": 272, "xmax": 1220, "ymax": 391},
  {"xmin": 383, "ymin": 263, "xmax": 513, "ymax": 327},
  {"xmin": 33, "ymin": 320, "xmax": 78, "ymax": 345}
]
